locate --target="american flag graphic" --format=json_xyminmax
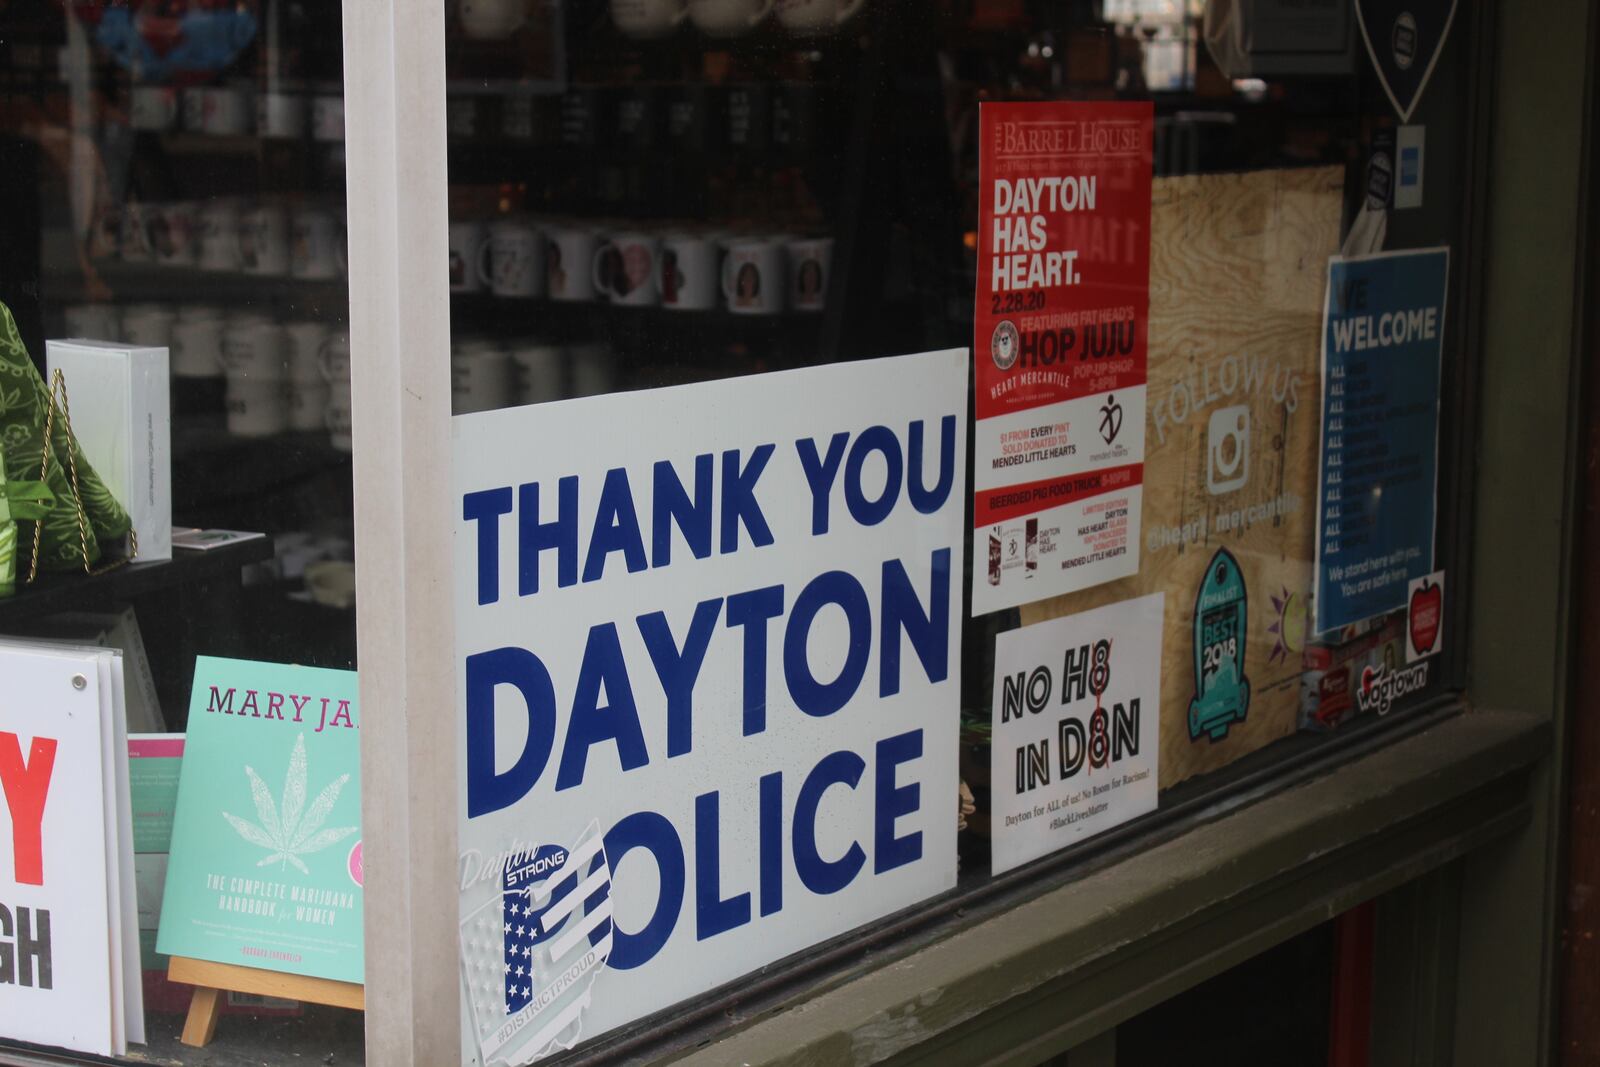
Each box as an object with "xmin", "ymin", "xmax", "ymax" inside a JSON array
[{"xmin": 461, "ymin": 823, "xmax": 613, "ymax": 1065}]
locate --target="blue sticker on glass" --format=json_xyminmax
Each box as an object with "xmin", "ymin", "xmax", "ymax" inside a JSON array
[{"xmin": 1188, "ymin": 548, "xmax": 1251, "ymax": 742}]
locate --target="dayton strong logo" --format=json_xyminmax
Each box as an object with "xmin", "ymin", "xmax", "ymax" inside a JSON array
[{"xmin": 461, "ymin": 823, "xmax": 613, "ymax": 1065}]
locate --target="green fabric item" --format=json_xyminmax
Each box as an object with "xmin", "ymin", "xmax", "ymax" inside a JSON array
[{"xmin": 0, "ymin": 301, "xmax": 132, "ymax": 570}]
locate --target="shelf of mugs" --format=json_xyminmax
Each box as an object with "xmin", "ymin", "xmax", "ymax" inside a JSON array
[
  {"xmin": 452, "ymin": 0, "xmax": 871, "ymax": 55},
  {"xmin": 442, "ymin": 80, "xmax": 836, "ymax": 159},
  {"xmin": 130, "ymin": 81, "xmax": 348, "ymax": 145},
  {"xmin": 449, "ymin": 222, "xmax": 835, "ymax": 315}
]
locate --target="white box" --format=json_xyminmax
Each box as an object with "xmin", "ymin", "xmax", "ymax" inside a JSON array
[{"xmin": 46, "ymin": 340, "xmax": 172, "ymax": 561}]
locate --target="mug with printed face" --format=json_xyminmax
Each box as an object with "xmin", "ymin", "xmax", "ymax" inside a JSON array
[
  {"xmin": 722, "ymin": 238, "xmax": 788, "ymax": 314},
  {"xmin": 486, "ymin": 219, "xmax": 545, "ymax": 298},
  {"xmin": 545, "ymin": 225, "xmax": 600, "ymax": 302},
  {"xmin": 786, "ymin": 236, "xmax": 833, "ymax": 311},
  {"xmin": 592, "ymin": 232, "xmax": 660, "ymax": 306},
  {"xmin": 449, "ymin": 220, "xmax": 490, "ymax": 293},
  {"xmin": 239, "ymin": 203, "xmax": 291, "ymax": 275},
  {"xmin": 197, "ymin": 200, "xmax": 243, "ymax": 271},
  {"xmin": 119, "ymin": 202, "xmax": 154, "ymax": 262},
  {"xmin": 688, "ymin": 0, "xmax": 773, "ymax": 36},
  {"xmin": 452, "ymin": 341, "xmax": 514, "ymax": 414},
  {"xmin": 657, "ymin": 232, "xmax": 720, "ymax": 310},
  {"xmin": 612, "ymin": 0, "xmax": 688, "ymax": 38},
  {"xmin": 319, "ymin": 334, "xmax": 352, "ymax": 384},
  {"xmin": 292, "ymin": 208, "xmax": 344, "ymax": 279},
  {"xmin": 150, "ymin": 202, "xmax": 199, "ymax": 267}
]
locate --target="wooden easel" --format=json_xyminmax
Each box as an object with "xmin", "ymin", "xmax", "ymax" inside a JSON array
[{"xmin": 167, "ymin": 955, "xmax": 365, "ymax": 1047}]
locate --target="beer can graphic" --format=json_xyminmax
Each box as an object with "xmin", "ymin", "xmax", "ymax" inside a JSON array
[
  {"xmin": 1025, "ymin": 518, "xmax": 1038, "ymax": 574},
  {"xmin": 988, "ymin": 530, "xmax": 1002, "ymax": 586}
]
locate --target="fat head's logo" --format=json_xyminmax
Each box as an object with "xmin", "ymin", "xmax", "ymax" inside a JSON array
[{"xmin": 991, "ymin": 320, "xmax": 1020, "ymax": 371}]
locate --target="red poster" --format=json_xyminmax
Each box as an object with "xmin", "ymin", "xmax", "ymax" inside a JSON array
[{"xmin": 972, "ymin": 101, "xmax": 1153, "ymax": 614}]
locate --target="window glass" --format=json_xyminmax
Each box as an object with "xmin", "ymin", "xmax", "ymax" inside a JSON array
[
  {"xmin": 0, "ymin": 1, "xmax": 362, "ymax": 1062},
  {"xmin": 444, "ymin": 1, "xmax": 1474, "ymax": 1059}
]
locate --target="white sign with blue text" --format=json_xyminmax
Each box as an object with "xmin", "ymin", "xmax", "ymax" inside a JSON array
[{"xmin": 452, "ymin": 351, "xmax": 969, "ymax": 1065}]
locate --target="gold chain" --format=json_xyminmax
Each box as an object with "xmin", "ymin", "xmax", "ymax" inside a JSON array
[{"xmin": 25, "ymin": 369, "xmax": 138, "ymax": 583}]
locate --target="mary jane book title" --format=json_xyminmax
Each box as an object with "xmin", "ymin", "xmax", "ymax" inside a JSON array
[{"xmin": 156, "ymin": 657, "xmax": 363, "ymax": 984}]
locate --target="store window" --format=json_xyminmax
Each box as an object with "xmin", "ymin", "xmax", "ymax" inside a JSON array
[
  {"xmin": 0, "ymin": 0, "xmax": 363, "ymax": 1062},
  {"xmin": 442, "ymin": 0, "xmax": 1474, "ymax": 1064},
  {"xmin": 0, "ymin": 0, "xmax": 1478, "ymax": 1063}
]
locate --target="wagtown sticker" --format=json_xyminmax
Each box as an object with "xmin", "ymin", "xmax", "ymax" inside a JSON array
[{"xmin": 453, "ymin": 352, "xmax": 967, "ymax": 1064}]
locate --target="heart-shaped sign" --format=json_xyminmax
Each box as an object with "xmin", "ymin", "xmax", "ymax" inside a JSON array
[{"xmin": 1354, "ymin": 0, "xmax": 1458, "ymax": 122}]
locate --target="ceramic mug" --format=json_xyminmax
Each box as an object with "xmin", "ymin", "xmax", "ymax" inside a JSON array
[
  {"xmin": 197, "ymin": 200, "xmax": 243, "ymax": 271},
  {"xmin": 292, "ymin": 208, "xmax": 344, "ymax": 279},
  {"xmin": 545, "ymin": 225, "xmax": 600, "ymax": 302},
  {"xmin": 319, "ymin": 334, "xmax": 353, "ymax": 384},
  {"xmin": 288, "ymin": 378, "xmax": 331, "ymax": 432},
  {"xmin": 688, "ymin": 0, "xmax": 773, "ymax": 36},
  {"xmin": 786, "ymin": 236, "xmax": 833, "ymax": 312},
  {"xmin": 657, "ymin": 232, "xmax": 720, "ymax": 310},
  {"xmin": 130, "ymin": 86, "xmax": 179, "ymax": 131},
  {"xmin": 239, "ymin": 203, "xmax": 291, "ymax": 276},
  {"xmin": 459, "ymin": 0, "xmax": 526, "ymax": 38},
  {"xmin": 150, "ymin": 202, "xmax": 199, "ymax": 267},
  {"xmin": 775, "ymin": 0, "xmax": 864, "ymax": 32},
  {"xmin": 226, "ymin": 379, "xmax": 288, "ymax": 437},
  {"xmin": 452, "ymin": 341, "xmax": 514, "ymax": 414},
  {"xmin": 205, "ymin": 85, "xmax": 253, "ymax": 135},
  {"xmin": 612, "ymin": 0, "xmax": 689, "ymax": 38},
  {"xmin": 312, "ymin": 92, "xmax": 345, "ymax": 142},
  {"xmin": 120, "ymin": 303, "xmax": 176, "ymax": 349},
  {"xmin": 486, "ymin": 219, "xmax": 545, "ymax": 298},
  {"xmin": 511, "ymin": 342, "xmax": 566, "ymax": 404},
  {"xmin": 221, "ymin": 319, "xmax": 289, "ymax": 380},
  {"xmin": 326, "ymin": 383, "xmax": 354, "ymax": 451},
  {"xmin": 569, "ymin": 340, "xmax": 617, "ymax": 397},
  {"xmin": 449, "ymin": 220, "xmax": 490, "ymax": 293},
  {"xmin": 285, "ymin": 321, "xmax": 334, "ymax": 380},
  {"xmin": 171, "ymin": 308, "xmax": 227, "ymax": 378},
  {"xmin": 258, "ymin": 90, "xmax": 308, "ymax": 138},
  {"xmin": 722, "ymin": 237, "xmax": 787, "ymax": 314},
  {"xmin": 63, "ymin": 303, "xmax": 119, "ymax": 341},
  {"xmin": 119, "ymin": 202, "xmax": 154, "ymax": 262},
  {"xmin": 592, "ymin": 232, "xmax": 660, "ymax": 306}
]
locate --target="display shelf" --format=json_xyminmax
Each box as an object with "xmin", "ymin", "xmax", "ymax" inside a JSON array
[
  {"xmin": 0, "ymin": 535, "xmax": 274, "ymax": 628},
  {"xmin": 49, "ymin": 263, "xmax": 349, "ymax": 316}
]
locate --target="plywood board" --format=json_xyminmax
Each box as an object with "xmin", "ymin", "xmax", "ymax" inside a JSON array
[{"xmin": 1021, "ymin": 165, "xmax": 1344, "ymax": 789}]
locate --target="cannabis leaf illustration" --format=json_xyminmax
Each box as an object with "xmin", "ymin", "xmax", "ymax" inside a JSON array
[{"xmin": 221, "ymin": 733, "xmax": 358, "ymax": 874}]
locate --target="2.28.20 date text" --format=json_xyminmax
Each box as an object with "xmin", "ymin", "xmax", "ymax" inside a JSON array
[{"xmin": 991, "ymin": 289, "xmax": 1046, "ymax": 314}]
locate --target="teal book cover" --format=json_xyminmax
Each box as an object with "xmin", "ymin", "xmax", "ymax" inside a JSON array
[{"xmin": 156, "ymin": 657, "xmax": 363, "ymax": 984}]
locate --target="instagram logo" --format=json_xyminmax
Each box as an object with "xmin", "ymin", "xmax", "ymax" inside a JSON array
[{"xmin": 1206, "ymin": 404, "xmax": 1250, "ymax": 495}]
